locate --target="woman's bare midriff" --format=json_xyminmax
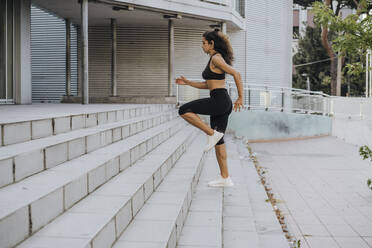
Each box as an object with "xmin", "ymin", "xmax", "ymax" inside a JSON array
[{"xmin": 207, "ymin": 79, "xmax": 226, "ymax": 91}]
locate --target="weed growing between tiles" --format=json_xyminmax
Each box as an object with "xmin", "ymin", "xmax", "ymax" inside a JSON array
[
  {"xmin": 246, "ymin": 143, "xmax": 302, "ymax": 248},
  {"xmin": 359, "ymin": 145, "xmax": 372, "ymax": 190}
]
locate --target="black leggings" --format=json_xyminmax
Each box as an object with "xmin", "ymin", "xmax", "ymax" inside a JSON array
[{"xmin": 178, "ymin": 88, "xmax": 233, "ymax": 145}]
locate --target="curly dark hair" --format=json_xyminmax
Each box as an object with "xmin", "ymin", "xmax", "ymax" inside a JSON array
[{"xmin": 203, "ymin": 29, "xmax": 234, "ymax": 65}]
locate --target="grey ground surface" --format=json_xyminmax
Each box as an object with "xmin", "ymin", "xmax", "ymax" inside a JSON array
[
  {"xmin": 250, "ymin": 136, "xmax": 372, "ymax": 248},
  {"xmin": 177, "ymin": 135, "xmax": 289, "ymax": 248}
]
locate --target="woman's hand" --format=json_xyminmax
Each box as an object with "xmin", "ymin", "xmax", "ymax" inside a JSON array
[
  {"xmin": 175, "ymin": 76, "xmax": 189, "ymax": 85},
  {"xmin": 233, "ymin": 97, "xmax": 243, "ymax": 112}
]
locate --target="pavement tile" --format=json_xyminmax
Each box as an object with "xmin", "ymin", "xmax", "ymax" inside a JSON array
[
  {"xmin": 223, "ymin": 230, "xmax": 259, "ymax": 248},
  {"xmin": 258, "ymin": 234, "xmax": 290, "ymax": 248},
  {"xmin": 183, "ymin": 211, "xmax": 221, "ymax": 227},
  {"xmin": 298, "ymin": 224, "xmax": 331, "ymax": 237},
  {"xmin": 334, "ymin": 237, "xmax": 371, "ymax": 248},
  {"xmin": 325, "ymin": 224, "xmax": 359, "ymax": 237},
  {"xmin": 305, "ymin": 236, "xmax": 340, "ymax": 248},
  {"xmin": 177, "ymin": 226, "xmax": 221, "ymax": 247}
]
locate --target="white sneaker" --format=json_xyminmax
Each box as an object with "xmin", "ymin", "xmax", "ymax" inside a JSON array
[
  {"xmin": 207, "ymin": 175, "xmax": 234, "ymax": 187},
  {"xmin": 204, "ymin": 130, "xmax": 224, "ymax": 152}
]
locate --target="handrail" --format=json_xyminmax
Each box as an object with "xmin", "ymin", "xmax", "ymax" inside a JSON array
[{"xmin": 175, "ymin": 79, "xmax": 372, "ymax": 119}]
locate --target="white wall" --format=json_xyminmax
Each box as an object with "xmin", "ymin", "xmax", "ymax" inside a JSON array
[
  {"xmin": 331, "ymin": 97, "xmax": 372, "ymax": 147},
  {"xmin": 229, "ymin": 0, "xmax": 293, "ymax": 89}
]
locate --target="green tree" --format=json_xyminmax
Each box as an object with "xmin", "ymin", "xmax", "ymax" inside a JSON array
[
  {"xmin": 294, "ymin": 0, "xmax": 371, "ymax": 95},
  {"xmin": 293, "ymin": 26, "xmax": 331, "ymax": 94},
  {"xmin": 342, "ymin": 52, "xmax": 366, "ymax": 96},
  {"xmin": 293, "ymin": 26, "xmax": 366, "ymax": 96},
  {"xmin": 312, "ymin": 0, "xmax": 372, "ymax": 76}
]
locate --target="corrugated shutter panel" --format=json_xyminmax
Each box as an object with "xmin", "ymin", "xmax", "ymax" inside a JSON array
[
  {"xmin": 87, "ymin": 26, "xmax": 112, "ymax": 97},
  {"xmin": 31, "ymin": 5, "xmax": 77, "ymax": 102},
  {"xmin": 70, "ymin": 25, "xmax": 78, "ymax": 97},
  {"xmin": 117, "ymin": 27, "xmax": 168, "ymax": 96},
  {"xmin": 174, "ymin": 27, "xmax": 209, "ymax": 100}
]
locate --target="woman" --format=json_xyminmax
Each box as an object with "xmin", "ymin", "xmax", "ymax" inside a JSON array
[{"xmin": 176, "ymin": 29, "xmax": 243, "ymax": 187}]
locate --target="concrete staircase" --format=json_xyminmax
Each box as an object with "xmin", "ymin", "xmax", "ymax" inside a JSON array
[
  {"xmin": 0, "ymin": 104, "xmax": 208, "ymax": 248},
  {"xmin": 0, "ymin": 103, "xmax": 290, "ymax": 248}
]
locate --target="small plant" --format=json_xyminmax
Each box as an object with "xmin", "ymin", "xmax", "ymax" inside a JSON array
[
  {"xmin": 296, "ymin": 239, "xmax": 301, "ymax": 248},
  {"xmin": 359, "ymin": 145, "xmax": 372, "ymax": 190}
]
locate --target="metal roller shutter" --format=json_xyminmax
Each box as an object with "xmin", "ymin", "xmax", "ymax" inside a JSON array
[
  {"xmin": 174, "ymin": 27, "xmax": 209, "ymax": 100},
  {"xmin": 31, "ymin": 5, "xmax": 77, "ymax": 102},
  {"xmin": 117, "ymin": 27, "xmax": 169, "ymax": 97},
  {"xmin": 87, "ymin": 26, "xmax": 112, "ymax": 97}
]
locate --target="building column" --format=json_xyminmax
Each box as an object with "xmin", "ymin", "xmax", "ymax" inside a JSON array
[
  {"xmin": 81, "ymin": 0, "xmax": 89, "ymax": 104},
  {"xmin": 168, "ymin": 19, "xmax": 174, "ymax": 97},
  {"xmin": 65, "ymin": 18, "xmax": 72, "ymax": 96},
  {"xmin": 111, "ymin": 18, "xmax": 117, "ymax": 97},
  {"xmin": 221, "ymin": 22, "xmax": 227, "ymax": 34},
  {"xmin": 13, "ymin": 0, "xmax": 32, "ymax": 104}
]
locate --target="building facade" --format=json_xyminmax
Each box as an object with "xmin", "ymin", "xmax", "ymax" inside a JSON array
[{"xmin": 0, "ymin": 0, "xmax": 293, "ymax": 104}]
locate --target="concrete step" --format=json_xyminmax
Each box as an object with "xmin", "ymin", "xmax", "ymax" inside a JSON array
[
  {"xmin": 15, "ymin": 125, "xmax": 199, "ymax": 248},
  {"xmin": 112, "ymin": 133, "xmax": 206, "ymax": 248},
  {"xmin": 0, "ymin": 108, "xmax": 177, "ymax": 188},
  {"xmin": 0, "ymin": 104, "xmax": 173, "ymax": 147},
  {"xmin": 176, "ymin": 151, "xmax": 223, "ymax": 248},
  {"xmin": 0, "ymin": 117, "xmax": 183, "ymax": 248}
]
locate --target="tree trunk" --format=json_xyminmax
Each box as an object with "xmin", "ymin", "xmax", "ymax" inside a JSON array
[{"xmin": 321, "ymin": 0, "xmax": 337, "ymax": 95}]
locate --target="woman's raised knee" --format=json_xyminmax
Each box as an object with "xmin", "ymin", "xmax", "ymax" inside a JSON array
[
  {"xmin": 178, "ymin": 107, "xmax": 185, "ymax": 116},
  {"xmin": 178, "ymin": 106, "xmax": 192, "ymax": 116}
]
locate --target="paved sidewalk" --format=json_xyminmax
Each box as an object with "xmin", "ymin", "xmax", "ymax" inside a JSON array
[
  {"xmin": 250, "ymin": 136, "xmax": 372, "ymax": 248},
  {"xmin": 177, "ymin": 135, "xmax": 288, "ymax": 248}
]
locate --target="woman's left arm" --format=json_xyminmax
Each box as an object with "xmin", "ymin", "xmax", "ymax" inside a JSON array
[{"xmin": 212, "ymin": 56, "xmax": 244, "ymax": 111}]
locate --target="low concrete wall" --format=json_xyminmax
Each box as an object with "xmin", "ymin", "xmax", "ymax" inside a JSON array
[
  {"xmin": 332, "ymin": 117, "xmax": 372, "ymax": 147},
  {"xmin": 227, "ymin": 111, "xmax": 332, "ymax": 141},
  {"xmin": 329, "ymin": 96, "xmax": 372, "ymax": 147}
]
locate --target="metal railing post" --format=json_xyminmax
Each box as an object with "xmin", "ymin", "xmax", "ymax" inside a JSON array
[
  {"xmin": 330, "ymin": 98, "xmax": 334, "ymax": 116},
  {"xmin": 248, "ymin": 86, "xmax": 251, "ymax": 110},
  {"xmin": 176, "ymin": 84, "xmax": 179, "ymax": 106},
  {"xmin": 360, "ymin": 100, "xmax": 363, "ymax": 120},
  {"xmin": 281, "ymin": 88, "xmax": 284, "ymax": 112},
  {"xmin": 265, "ymin": 86, "xmax": 269, "ymax": 111}
]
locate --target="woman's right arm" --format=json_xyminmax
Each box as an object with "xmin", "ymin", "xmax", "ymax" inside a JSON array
[
  {"xmin": 186, "ymin": 80, "xmax": 209, "ymax": 89},
  {"xmin": 175, "ymin": 76, "xmax": 209, "ymax": 89}
]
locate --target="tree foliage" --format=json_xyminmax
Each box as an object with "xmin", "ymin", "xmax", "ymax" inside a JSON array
[
  {"xmin": 359, "ymin": 145, "xmax": 372, "ymax": 190},
  {"xmin": 293, "ymin": 25, "xmax": 365, "ymax": 95},
  {"xmin": 294, "ymin": 0, "xmax": 371, "ymax": 95},
  {"xmin": 295, "ymin": 0, "xmax": 370, "ymax": 12},
  {"xmin": 293, "ymin": 26, "xmax": 332, "ymax": 94},
  {"xmin": 312, "ymin": 0, "xmax": 372, "ymax": 75}
]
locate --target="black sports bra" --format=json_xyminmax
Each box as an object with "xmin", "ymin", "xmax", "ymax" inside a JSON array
[{"xmin": 202, "ymin": 54, "xmax": 225, "ymax": 80}]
